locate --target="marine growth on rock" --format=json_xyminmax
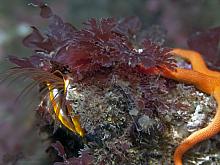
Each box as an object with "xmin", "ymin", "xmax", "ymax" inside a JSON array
[{"xmin": 4, "ymin": 1, "xmax": 220, "ymax": 165}]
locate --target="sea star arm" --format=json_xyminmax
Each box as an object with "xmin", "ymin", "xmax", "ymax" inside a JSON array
[
  {"xmin": 160, "ymin": 67, "xmax": 220, "ymax": 94},
  {"xmin": 139, "ymin": 65, "xmax": 220, "ymax": 94},
  {"xmin": 174, "ymin": 86, "xmax": 220, "ymax": 165},
  {"xmin": 171, "ymin": 48, "xmax": 220, "ymax": 78}
]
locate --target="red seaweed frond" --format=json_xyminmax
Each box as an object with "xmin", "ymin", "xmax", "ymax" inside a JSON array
[
  {"xmin": 140, "ymin": 39, "xmax": 175, "ymax": 69},
  {"xmin": 15, "ymin": 2, "xmax": 175, "ymax": 79},
  {"xmin": 188, "ymin": 27, "xmax": 220, "ymax": 69}
]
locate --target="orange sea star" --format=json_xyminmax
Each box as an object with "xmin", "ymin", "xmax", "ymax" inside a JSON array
[{"xmin": 141, "ymin": 48, "xmax": 220, "ymax": 165}]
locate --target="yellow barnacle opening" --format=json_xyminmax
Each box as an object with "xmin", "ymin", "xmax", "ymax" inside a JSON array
[{"xmin": 47, "ymin": 81, "xmax": 85, "ymax": 137}]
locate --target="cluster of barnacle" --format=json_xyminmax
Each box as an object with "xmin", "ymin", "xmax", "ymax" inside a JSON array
[{"xmin": 7, "ymin": 1, "xmax": 220, "ymax": 165}]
